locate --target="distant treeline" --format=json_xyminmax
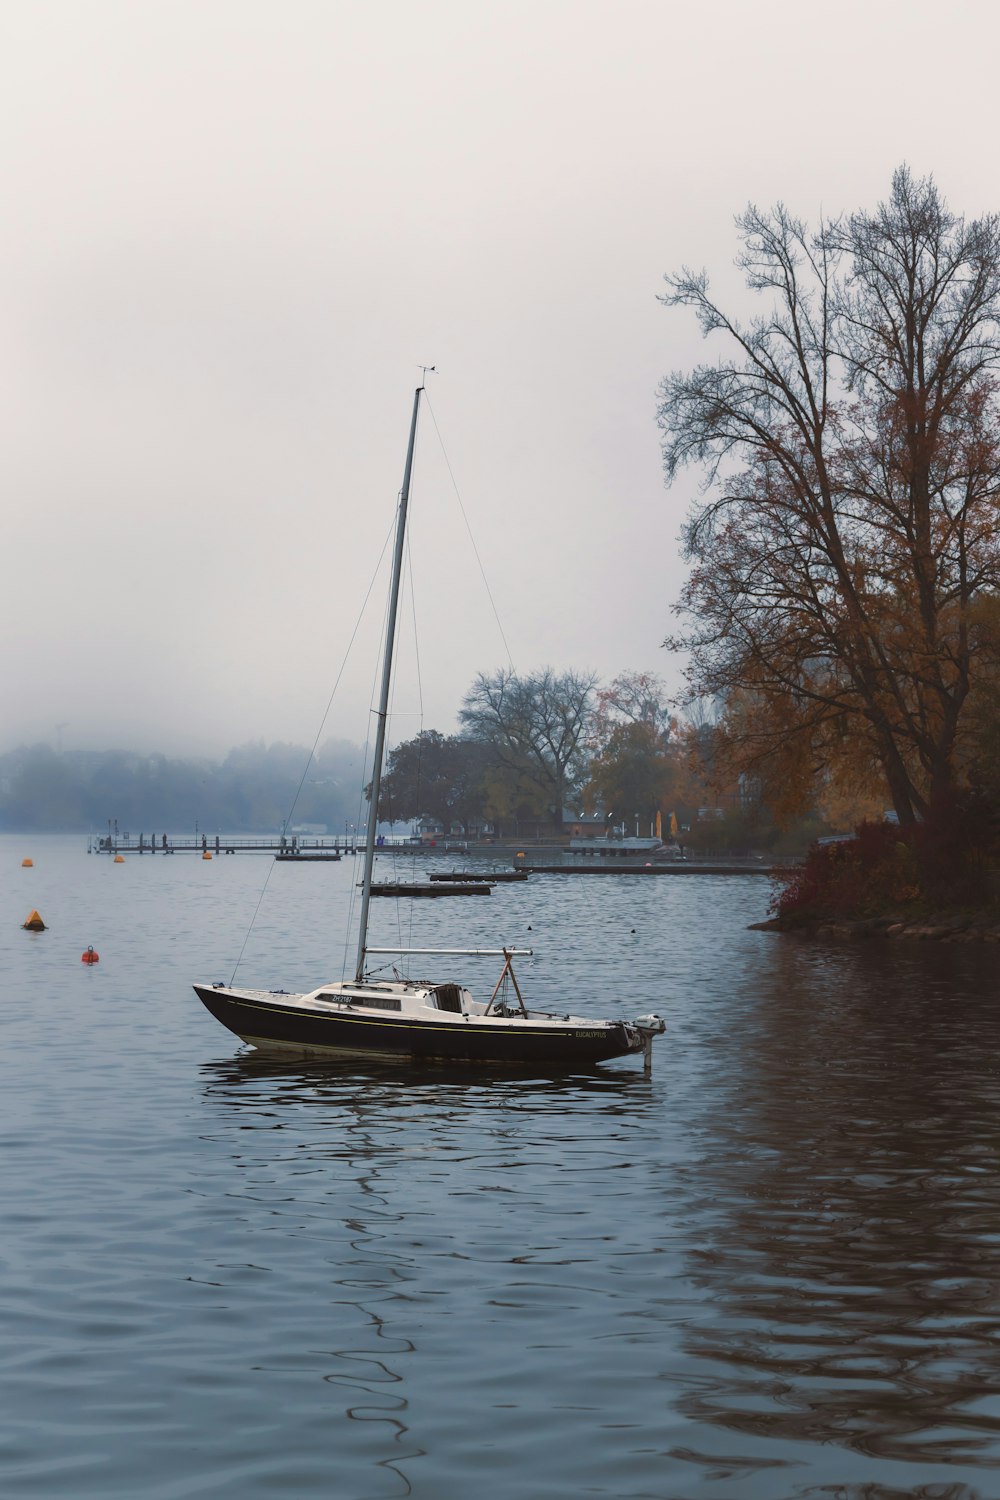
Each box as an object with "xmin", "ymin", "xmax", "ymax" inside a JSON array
[
  {"xmin": 3, "ymin": 666, "xmax": 857, "ymax": 856},
  {"xmin": 0, "ymin": 739, "xmax": 367, "ymax": 834},
  {"xmin": 0, "ymin": 668, "xmax": 787, "ymax": 846},
  {"xmin": 3, "ymin": 669, "xmax": 690, "ymax": 839}
]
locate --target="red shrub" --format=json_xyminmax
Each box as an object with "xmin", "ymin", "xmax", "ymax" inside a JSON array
[{"xmin": 772, "ymin": 794, "xmax": 1000, "ymax": 923}]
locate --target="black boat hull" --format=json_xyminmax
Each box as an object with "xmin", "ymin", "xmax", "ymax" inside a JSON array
[{"xmin": 193, "ymin": 985, "xmax": 641, "ymax": 1067}]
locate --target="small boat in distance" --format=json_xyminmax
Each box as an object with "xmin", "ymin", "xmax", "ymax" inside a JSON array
[{"xmin": 194, "ymin": 382, "xmax": 665, "ymax": 1069}]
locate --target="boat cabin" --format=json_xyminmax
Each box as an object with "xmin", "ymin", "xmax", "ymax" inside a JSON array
[{"xmin": 311, "ymin": 981, "xmax": 476, "ymax": 1016}]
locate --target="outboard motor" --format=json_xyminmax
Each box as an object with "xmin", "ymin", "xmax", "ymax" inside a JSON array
[
  {"xmin": 634, "ymin": 1014, "xmax": 665, "ymax": 1035},
  {"xmin": 632, "ymin": 1013, "xmax": 666, "ymax": 1074}
]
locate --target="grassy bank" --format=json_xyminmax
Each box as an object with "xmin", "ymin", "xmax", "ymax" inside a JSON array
[{"xmin": 761, "ymin": 802, "xmax": 1000, "ymax": 939}]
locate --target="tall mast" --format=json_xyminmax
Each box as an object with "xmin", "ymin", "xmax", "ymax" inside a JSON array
[{"xmin": 355, "ymin": 383, "xmax": 423, "ymax": 980}]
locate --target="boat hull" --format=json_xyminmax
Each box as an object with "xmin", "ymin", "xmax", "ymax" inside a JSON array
[{"xmin": 193, "ymin": 985, "xmax": 642, "ymax": 1067}]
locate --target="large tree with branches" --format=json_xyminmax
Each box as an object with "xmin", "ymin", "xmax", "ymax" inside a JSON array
[
  {"xmin": 659, "ymin": 168, "xmax": 1000, "ymax": 825},
  {"xmin": 460, "ymin": 667, "xmax": 597, "ymax": 828}
]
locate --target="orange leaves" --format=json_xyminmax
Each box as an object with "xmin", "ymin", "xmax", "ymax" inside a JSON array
[{"xmin": 660, "ymin": 170, "xmax": 1000, "ymax": 825}]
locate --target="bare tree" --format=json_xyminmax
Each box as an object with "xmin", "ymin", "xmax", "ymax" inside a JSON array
[
  {"xmin": 590, "ymin": 671, "xmax": 674, "ymax": 747},
  {"xmin": 658, "ymin": 168, "xmax": 1000, "ymax": 824},
  {"xmin": 460, "ymin": 667, "xmax": 598, "ymax": 828}
]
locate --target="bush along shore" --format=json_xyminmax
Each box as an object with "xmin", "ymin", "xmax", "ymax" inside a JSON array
[{"xmin": 752, "ymin": 800, "xmax": 1000, "ymax": 942}]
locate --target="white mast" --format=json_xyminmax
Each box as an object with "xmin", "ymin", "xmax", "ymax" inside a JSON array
[{"xmin": 355, "ymin": 383, "xmax": 423, "ymax": 980}]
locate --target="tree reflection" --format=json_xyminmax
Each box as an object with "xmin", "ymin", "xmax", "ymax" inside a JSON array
[{"xmin": 674, "ymin": 936, "xmax": 1000, "ymax": 1486}]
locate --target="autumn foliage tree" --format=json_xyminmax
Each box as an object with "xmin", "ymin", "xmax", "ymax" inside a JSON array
[
  {"xmin": 659, "ymin": 168, "xmax": 1000, "ymax": 827},
  {"xmin": 583, "ymin": 721, "xmax": 676, "ymax": 827},
  {"xmin": 583, "ymin": 672, "xmax": 678, "ymax": 824}
]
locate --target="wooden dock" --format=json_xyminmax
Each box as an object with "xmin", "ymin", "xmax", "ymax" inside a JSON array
[
  {"xmin": 89, "ymin": 837, "xmax": 782, "ymax": 875},
  {"xmin": 515, "ymin": 862, "xmax": 776, "ymax": 876},
  {"xmin": 370, "ymin": 883, "xmax": 492, "ymax": 898},
  {"xmin": 275, "ymin": 853, "xmax": 343, "ymax": 862},
  {"xmin": 92, "ymin": 834, "xmax": 361, "ymax": 856}
]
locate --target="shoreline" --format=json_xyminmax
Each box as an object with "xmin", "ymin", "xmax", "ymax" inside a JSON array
[{"xmin": 750, "ymin": 913, "xmax": 1000, "ymax": 942}]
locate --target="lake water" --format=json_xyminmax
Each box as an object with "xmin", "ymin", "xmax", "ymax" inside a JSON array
[{"xmin": 4, "ymin": 835, "xmax": 1000, "ymax": 1499}]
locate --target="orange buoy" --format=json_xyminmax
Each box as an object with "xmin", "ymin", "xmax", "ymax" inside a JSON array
[
  {"xmin": 202, "ymin": 850, "xmax": 212, "ymax": 860},
  {"xmin": 21, "ymin": 858, "xmax": 33, "ymax": 868},
  {"xmin": 23, "ymin": 909, "xmax": 46, "ymax": 931},
  {"xmin": 81, "ymin": 946, "xmax": 100, "ymax": 964},
  {"xmin": 114, "ymin": 854, "xmax": 125, "ymax": 863}
]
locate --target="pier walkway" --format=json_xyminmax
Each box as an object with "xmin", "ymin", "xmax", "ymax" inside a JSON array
[
  {"xmin": 91, "ymin": 834, "xmax": 363, "ymax": 856},
  {"xmin": 89, "ymin": 836, "xmax": 791, "ymax": 873}
]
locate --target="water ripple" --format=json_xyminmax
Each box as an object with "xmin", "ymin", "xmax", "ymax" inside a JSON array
[{"xmin": 4, "ymin": 838, "xmax": 1000, "ymax": 1497}]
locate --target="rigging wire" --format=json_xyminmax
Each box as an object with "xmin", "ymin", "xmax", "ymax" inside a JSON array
[
  {"xmin": 230, "ymin": 380, "xmax": 511, "ymax": 990},
  {"xmin": 342, "ymin": 513, "xmax": 399, "ymax": 982},
  {"xmin": 343, "ymin": 475, "xmax": 426, "ymax": 979},
  {"xmin": 402, "ymin": 523, "xmax": 424, "ymax": 966},
  {"xmin": 375, "ymin": 523, "xmax": 405, "ymax": 970},
  {"xmin": 229, "ymin": 513, "xmax": 398, "ymax": 987},
  {"xmin": 423, "ymin": 389, "xmax": 516, "ymax": 673},
  {"xmin": 406, "ymin": 516, "xmax": 426, "ymax": 738},
  {"xmin": 379, "ymin": 478, "xmax": 426, "ymax": 972}
]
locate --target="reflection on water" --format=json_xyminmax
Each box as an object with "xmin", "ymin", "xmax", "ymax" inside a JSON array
[
  {"xmin": 201, "ymin": 1050, "xmax": 654, "ymax": 1104},
  {"xmin": 673, "ymin": 938, "xmax": 1000, "ymax": 1495},
  {"xmin": 192, "ymin": 1056, "xmax": 671, "ymax": 1499},
  {"xmin": 5, "ymin": 839, "xmax": 1000, "ymax": 1498}
]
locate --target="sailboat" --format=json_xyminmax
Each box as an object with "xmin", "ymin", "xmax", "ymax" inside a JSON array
[{"xmin": 193, "ymin": 384, "xmax": 665, "ymax": 1069}]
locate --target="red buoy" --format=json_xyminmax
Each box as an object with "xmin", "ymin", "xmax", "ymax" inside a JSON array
[{"xmin": 81, "ymin": 946, "xmax": 100, "ymax": 964}]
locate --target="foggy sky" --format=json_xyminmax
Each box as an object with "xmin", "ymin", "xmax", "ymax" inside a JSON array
[{"xmin": 4, "ymin": 0, "xmax": 997, "ymax": 758}]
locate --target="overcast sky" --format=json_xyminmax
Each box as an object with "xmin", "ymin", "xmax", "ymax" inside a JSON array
[{"xmin": 4, "ymin": 0, "xmax": 999, "ymax": 758}]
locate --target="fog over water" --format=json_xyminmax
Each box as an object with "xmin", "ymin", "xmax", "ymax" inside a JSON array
[{"xmin": 4, "ymin": 0, "xmax": 998, "ymax": 757}]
